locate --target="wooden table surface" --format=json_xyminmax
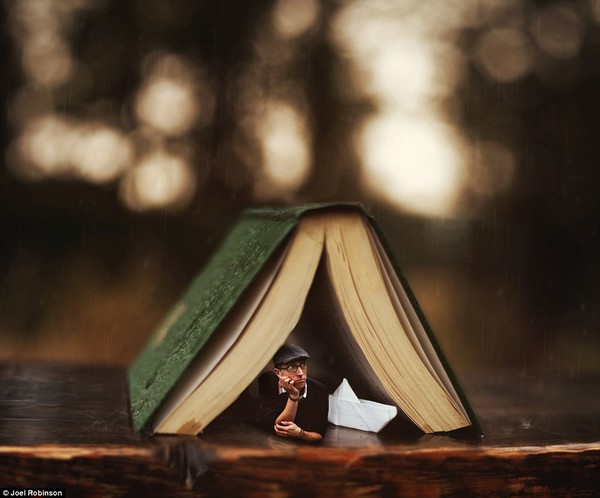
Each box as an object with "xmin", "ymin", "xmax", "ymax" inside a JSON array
[{"xmin": 0, "ymin": 363, "xmax": 598, "ymax": 497}]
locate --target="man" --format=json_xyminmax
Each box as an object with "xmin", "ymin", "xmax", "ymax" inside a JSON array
[{"xmin": 258, "ymin": 344, "xmax": 329, "ymax": 442}]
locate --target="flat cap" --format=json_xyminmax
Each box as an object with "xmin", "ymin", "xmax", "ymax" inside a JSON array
[{"xmin": 273, "ymin": 344, "xmax": 310, "ymax": 366}]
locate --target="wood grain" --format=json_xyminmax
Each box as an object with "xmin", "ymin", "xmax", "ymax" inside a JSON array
[{"xmin": 0, "ymin": 363, "xmax": 598, "ymax": 496}]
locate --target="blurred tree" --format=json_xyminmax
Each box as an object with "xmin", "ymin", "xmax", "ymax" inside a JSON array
[{"xmin": 0, "ymin": 0, "xmax": 597, "ymax": 371}]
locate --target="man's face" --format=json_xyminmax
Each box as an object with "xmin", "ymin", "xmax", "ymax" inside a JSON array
[{"xmin": 275, "ymin": 360, "xmax": 308, "ymax": 389}]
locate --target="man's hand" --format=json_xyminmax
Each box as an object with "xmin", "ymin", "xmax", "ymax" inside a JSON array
[
  {"xmin": 279, "ymin": 376, "xmax": 300, "ymax": 397},
  {"xmin": 274, "ymin": 420, "xmax": 302, "ymax": 438}
]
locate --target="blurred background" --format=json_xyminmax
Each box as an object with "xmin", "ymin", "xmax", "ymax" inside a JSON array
[{"xmin": 0, "ymin": 0, "xmax": 598, "ymax": 379}]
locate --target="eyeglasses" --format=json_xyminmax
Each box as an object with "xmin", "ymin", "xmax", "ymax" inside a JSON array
[{"xmin": 277, "ymin": 362, "xmax": 307, "ymax": 373}]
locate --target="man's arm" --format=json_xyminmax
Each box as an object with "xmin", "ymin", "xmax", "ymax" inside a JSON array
[
  {"xmin": 274, "ymin": 420, "xmax": 323, "ymax": 442},
  {"xmin": 274, "ymin": 375, "xmax": 300, "ymax": 425},
  {"xmin": 258, "ymin": 372, "xmax": 326, "ymax": 443},
  {"xmin": 258, "ymin": 372, "xmax": 301, "ymax": 429}
]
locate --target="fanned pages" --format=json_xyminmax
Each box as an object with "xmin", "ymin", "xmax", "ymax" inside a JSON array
[{"xmin": 323, "ymin": 213, "xmax": 466, "ymax": 432}]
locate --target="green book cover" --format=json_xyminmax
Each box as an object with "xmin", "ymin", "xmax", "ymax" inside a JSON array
[
  {"xmin": 127, "ymin": 203, "xmax": 351, "ymax": 432},
  {"xmin": 127, "ymin": 202, "xmax": 481, "ymax": 435}
]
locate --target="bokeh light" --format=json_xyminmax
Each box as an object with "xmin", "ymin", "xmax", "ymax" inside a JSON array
[
  {"xmin": 357, "ymin": 112, "xmax": 467, "ymax": 218},
  {"xmin": 135, "ymin": 54, "xmax": 209, "ymax": 137},
  {"xmin": 120, "ymin": 151, "xmax": 197, "ymax": 211},
  {"xmin": 272, "ymin": 0, "xmax": 320, "ymax": 39},
  {"xmin": 21, "ymin": 35, "xmax": 74, "ymax": 87},
  {"xmin": 531, "ymin": 4, "xmax": 583, "ymax": 59},
  {"xmin": 7, "ymin": 0, "xmax": 101, "ymax": 88},
  {"xmin": 71, "ymin": 126, "xmax": 134, "ymax": 184},
  {"xmin": 2, "ymin": 0, "xmax": 590, "ymax": 218},
  {"xmin": 1, "ymin": 0, "xmax": 599, "ymax": 375},
  {"xmin": 225, "ymin": 2, "xmax": 317, "ymax": 203},
  {"xmin": 254, "ymin": 101, "xmax": 312, "ymax": 199},
  {"xmin": 6, "ymin": 0, "xmax": 212, "ymax": 212},
  {"xmin": 14, "ymin": 115, "xmax": 76, "ymax": 179},
  {"xmin": 474, "ymin": 27, "xmax": 535, "ymax": 82},
  {"xmin": 12, "ymin": 115, "xmax": 134, "ymax": 184},
  {"xmin": 331, "ymin": 4, "xmax": 465, "ymax": 109},
  {"xmin": 331, "ymin": 0, "xmax": 478, "ymax": 218}
]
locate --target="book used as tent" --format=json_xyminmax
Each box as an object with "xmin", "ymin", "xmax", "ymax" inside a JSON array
[{"xmin": 128, "ymin": 203, "xmax": 480, "ymax": 435}]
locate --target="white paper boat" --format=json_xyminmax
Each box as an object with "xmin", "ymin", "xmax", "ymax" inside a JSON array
[{"xmin": 328, "ymin": 378, "xmax": 397, "ymax": 433}]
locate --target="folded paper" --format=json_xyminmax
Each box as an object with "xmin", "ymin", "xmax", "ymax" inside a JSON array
[{"xmin": 328, "ymin": 378, "xmax": 397, "ymax": 433}]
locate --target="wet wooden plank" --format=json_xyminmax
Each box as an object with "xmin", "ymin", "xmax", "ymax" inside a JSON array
[{"xmin": 0, "ymin": 363, "xmax": 598, "ymax": 496}]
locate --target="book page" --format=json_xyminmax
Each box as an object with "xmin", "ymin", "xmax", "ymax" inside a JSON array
[
  {"xmin": 364, "ymin": 223, "xmax": 469, "ymax": 420},
  {"xmin": 323, "ymin": 211, "xmax": 469, "ymax": 432},
  {"xmin": 156, "ymin": 214, "xmax": 326, "ymax": 433},
  {"xmin": 297, "ymin": 260, "xmax": 397, "ymax": 407},
  {"xmin": 152, "ymin": 245, "xmax": 289, "ymax": 431}
]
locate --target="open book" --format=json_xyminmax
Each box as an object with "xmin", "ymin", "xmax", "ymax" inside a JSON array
[{"xmin": 128, "ymin": 203, "xmax": 479, "ymax": 435}]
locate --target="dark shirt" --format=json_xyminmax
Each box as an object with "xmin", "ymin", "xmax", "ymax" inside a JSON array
[{"xmin": 258, "ymin": 371, "xmax": 329, "ymax": 437}]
